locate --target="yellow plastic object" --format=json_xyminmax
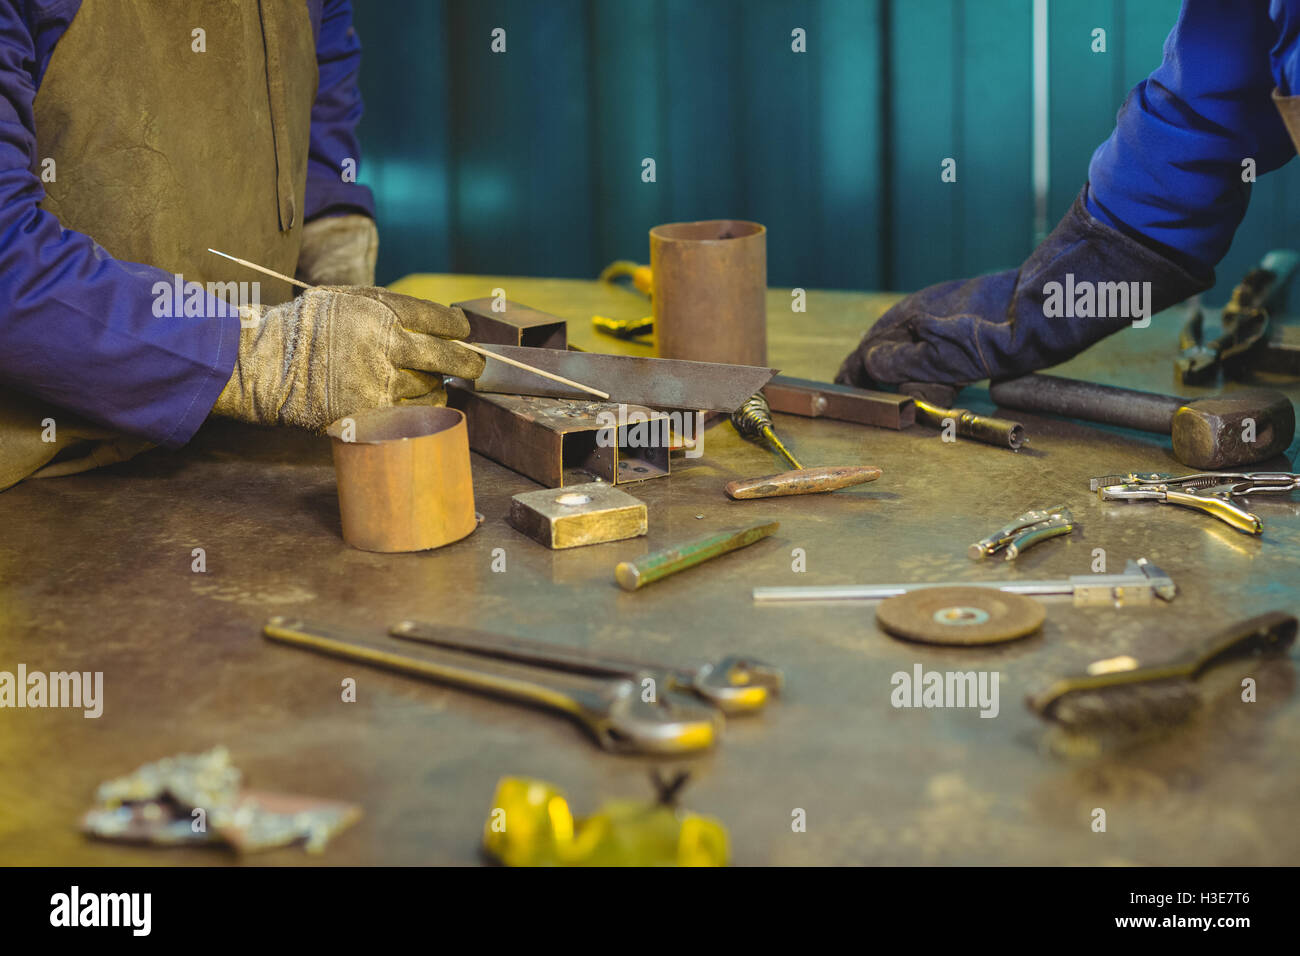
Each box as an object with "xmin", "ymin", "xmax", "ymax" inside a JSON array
[
  {"xmin": 632, "ymin": 265, "xmax": 653, "ymax": 296},
  {"xmin": 591, "ymin": 314, "xmax": 654, "ymax": 339},
  {"xmin": 597, "ymin": 260, "xmax": 654, "ymax": 297},
  {"xmin": 483, "ymin": 777, "xmax": 728, "ymax": 867}
]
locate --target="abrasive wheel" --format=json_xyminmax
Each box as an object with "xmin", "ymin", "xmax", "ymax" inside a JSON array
[{"xmin": 875, "ymin": 586, "xmax": 1045, "ymax": 645}]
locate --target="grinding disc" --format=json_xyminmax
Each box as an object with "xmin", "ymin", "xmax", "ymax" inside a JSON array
[{"xmin": 875, "ymin": 586, "xmax": 1045, "ymax": 645}]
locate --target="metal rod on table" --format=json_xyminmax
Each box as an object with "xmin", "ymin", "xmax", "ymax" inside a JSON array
[{"xmin": 754, "ymin": 559, "xmax": 1176, "ymax": 605}]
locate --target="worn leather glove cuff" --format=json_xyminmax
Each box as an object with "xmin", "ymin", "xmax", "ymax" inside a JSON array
[{"xmin": 295, "ymin": 213, "xmax": 379, "ymax": 287}]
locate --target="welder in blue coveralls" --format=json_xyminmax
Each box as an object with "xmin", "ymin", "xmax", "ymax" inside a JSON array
[
  {"xmin": 0, "ymin": 0, "xmax": 482, "ymax": 490},
  {"xmin": 837, "ymin": 1, "xmax": 1300, "ymax": 395}
]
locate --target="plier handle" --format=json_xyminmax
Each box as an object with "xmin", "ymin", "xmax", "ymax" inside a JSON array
[{"xmin": 969, "ymin": 504, "xmax": 1074, "ymax": 560}]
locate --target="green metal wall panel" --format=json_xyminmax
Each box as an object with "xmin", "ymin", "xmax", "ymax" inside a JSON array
[
  {"xmin": 890, "ymin": 0, "xmax": 1034, "ymax": 288},
  {"xmin": 351, "ymin": 0, "xmax": 1300, "ymax": 304},
  {"xmin": 1046, "ymin": 0, "xmax": 1124, "ymax": 224},
  {"xmin": 734, "ymin": 0, "xmax": 820, "ymax": 287},
  {"xmin": 352, "ymin": 0, "xmax": 450, "ymax": 284},
  {"xmin": 958, "ymin": 0, "xmax": 1033, "ymax": 278},
  {"xmin": 889, "ymin": 0, "xmax": 959, "ymax": 291},
  {"xmin": 590, "ymin": 1, "xmax": 668, "ymax": 273},
  {"xmin": 814, "ymin": 0, "xmax": 885, "ymax": 290},
  {"xmin": 444, "ymin": 0, "xmax": 595, "ymax": 277}
]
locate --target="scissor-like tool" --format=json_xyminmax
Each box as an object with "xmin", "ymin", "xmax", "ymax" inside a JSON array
[
  {"xmin": 389, "ymin": 620, "xmax": 783, "ymax": 716},
  {"xmin": 1089, "ymin": 471, "xmax": 1300, "ymax": 535},
  {"xmin": 968, "ymin": 504, "xmax": 1074, "ymax": 560},
  {"xmin": 263, "ymin": 617, "xmax": 723, "ymax": 755}
]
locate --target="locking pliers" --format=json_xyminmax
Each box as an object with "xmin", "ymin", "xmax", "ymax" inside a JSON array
[{"xmin": 1088, "ymin": 471, "xmax": 1300, "ymax": 535}]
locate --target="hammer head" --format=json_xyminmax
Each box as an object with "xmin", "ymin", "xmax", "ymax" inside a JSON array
[{"xmin": 1171, "ymin": 390, "xmax": 1295, "ymax": 468}]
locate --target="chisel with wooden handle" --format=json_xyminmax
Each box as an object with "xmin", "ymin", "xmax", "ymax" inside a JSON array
[{"xmin": 724, "ymin": 465, "xmax": 882, "ymax": 500}]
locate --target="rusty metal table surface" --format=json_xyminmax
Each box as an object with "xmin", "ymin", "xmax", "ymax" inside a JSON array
[{"xmin": 2, "ymin": 275, "xmax": 1298, "ymax": 866}]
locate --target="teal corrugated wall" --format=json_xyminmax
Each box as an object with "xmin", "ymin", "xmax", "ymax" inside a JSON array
[{"xmin": 352, "ymin": 0, "xmax": 1300, "ymax": 302}]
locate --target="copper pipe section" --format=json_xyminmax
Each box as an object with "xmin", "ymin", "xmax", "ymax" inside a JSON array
[
  {"xmin": 650, "ymin": 219, "xmax": 767, "ymax": 367},
  {"xmin": 326, "ymin": 406, "xmax": 477, "ymax": 553}
]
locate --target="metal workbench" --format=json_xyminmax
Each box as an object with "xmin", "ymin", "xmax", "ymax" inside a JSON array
[{"xmin": 2, "ymin": 275, "xmax": 1297, "ymax": 865}]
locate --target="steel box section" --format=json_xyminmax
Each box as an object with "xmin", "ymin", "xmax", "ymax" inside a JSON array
[
  {"xmin": 455, "ymin": 297, "xmax": 568, "ymax": 350},
  {"xmin": 763, "ymin": 375, "xmax": 916, "ymax": 429},
  {"xmin": 447, "ymin": 381, "xmax": 670, "ymax": 488}
]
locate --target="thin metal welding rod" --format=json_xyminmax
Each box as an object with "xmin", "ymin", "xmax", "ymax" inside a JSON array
[
  {"xmin": 208, "ymin": 249, "xmax": 610, "ymax": 400},
  {"xmin": 761, "ymin": 424, "xmax": 802, "ymax": 470}
]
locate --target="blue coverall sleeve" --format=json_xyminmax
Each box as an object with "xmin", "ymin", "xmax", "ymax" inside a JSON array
[
  {"xmin": 1086, "ymin": 0, "xmax": 1297, "ymax": 275},
  {"xmin": 0, "ymin": 10, "xmax": 239, "ymax": 447},
  {"xmin": 303, "ymin": 0, "xmax": 375, "ymax": 221}
]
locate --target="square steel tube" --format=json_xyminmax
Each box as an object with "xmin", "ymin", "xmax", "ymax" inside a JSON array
[
  {"xmin": 454, "ymin": 297, "xmax": 568, "ymax": 350},
  {"xmin": 763, "ymin": 375, "xmax": 916, "ymax": 429},
  {"xmin": 446, "ymin": 381, "xmax": 670, "ymax": 488}
]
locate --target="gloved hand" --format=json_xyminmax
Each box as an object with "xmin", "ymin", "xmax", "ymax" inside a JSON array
[
  {"xmin": 835, "ymin": 188, "xmax": 1213, "ymax": 389},
  {"xmin": 212, "ymin": 287, "xmax": 485, "ymax": 431},
  {"xmin": 295, "ymin": 213, "xmax": 379, "ymax": 287}
]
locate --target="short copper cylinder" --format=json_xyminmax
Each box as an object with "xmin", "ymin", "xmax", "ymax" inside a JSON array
[
  {"xmin": 650, "ymin": 219, "xmax": 767, "ymax": 367},
  {"xmin": 327, "ymin": 406, "xmax": 477, "ymax": 553}
]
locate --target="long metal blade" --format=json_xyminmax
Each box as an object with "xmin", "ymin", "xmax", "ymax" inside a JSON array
[{"xmin": 473, "ymin": 345, "xmax": 779, "ymax": 412}]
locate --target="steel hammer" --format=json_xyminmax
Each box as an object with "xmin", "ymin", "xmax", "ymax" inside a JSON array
[{"xmin": 989, "ymin": 374, "xmax": 1295, "ymax": 468}]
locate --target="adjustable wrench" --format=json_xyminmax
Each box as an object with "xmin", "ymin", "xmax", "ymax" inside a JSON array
[
  {"xmin": 263, "ymin": 617, "xmax": 721, "ymax": 755},
  {"xmin": 389, "ymin": 620, "xmax": 783, "ymax": 716}
]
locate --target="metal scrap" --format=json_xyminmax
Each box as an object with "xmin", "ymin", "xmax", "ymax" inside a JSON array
[{"xmin": 81, "ymin": 747, "xmax": 360, "ymax": 854}]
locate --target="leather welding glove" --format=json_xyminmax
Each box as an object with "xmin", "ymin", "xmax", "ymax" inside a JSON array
[
  {"xmin": 835, "ymin": 187, "xmax": 1213, "ymax": 389},
  {"xmin": 212, "ymin": 287, "xmax": 485, "ymax": 431},
  {"xmin": 295, "ymin": 213, "xmax": 380, "ymax": 287}
]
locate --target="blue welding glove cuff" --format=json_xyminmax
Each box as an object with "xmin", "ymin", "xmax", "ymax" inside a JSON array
[{"xmin": 834, "ymin": 186, "xmax": 1214, "ymax": 389}]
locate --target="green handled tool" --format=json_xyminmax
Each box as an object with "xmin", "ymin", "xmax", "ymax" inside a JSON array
[{"xmin": 616, "ymin": 522, "xmax": 779, "ymax": 591}]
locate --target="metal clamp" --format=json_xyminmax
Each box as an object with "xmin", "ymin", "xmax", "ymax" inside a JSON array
[{"xmin": 969, "ymin": 504, "xmax": 1074, "ymax": 561}]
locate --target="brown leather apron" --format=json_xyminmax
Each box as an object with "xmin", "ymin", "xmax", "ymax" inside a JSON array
[
  {"xmin": 1275, "ymin": 88, "xmax": 1300, "ymax": 155},
  {"xmin": 0, "ymin": 0, "xmax": 317, "ymax": 491}
]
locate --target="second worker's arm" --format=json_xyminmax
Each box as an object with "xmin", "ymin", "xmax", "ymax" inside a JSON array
[{"xmin": 837, "ymin": 0, "xmax": 1298, "ymax": 390}]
